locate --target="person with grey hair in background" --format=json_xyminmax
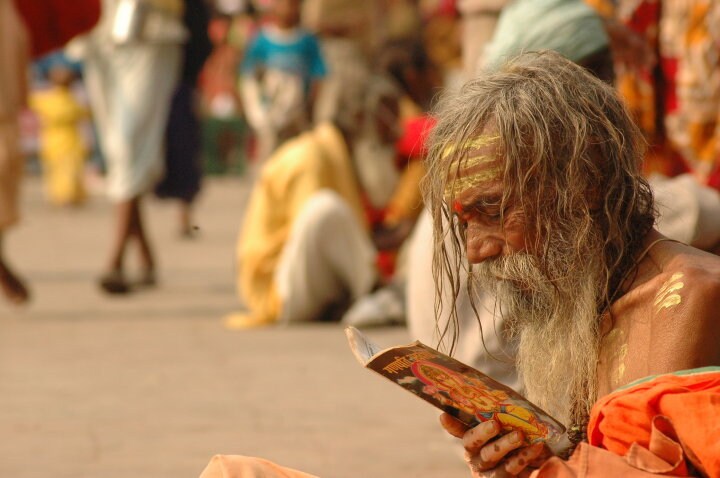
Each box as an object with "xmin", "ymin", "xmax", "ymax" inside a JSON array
[{"xmin": 226, "ymin": 74, "xmax": 406, "ymax": 329}]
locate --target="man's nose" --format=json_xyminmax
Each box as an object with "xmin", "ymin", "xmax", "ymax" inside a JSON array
[{"xmin": 465, "ymin": 230, "xmax": 503, "ymax": 264}]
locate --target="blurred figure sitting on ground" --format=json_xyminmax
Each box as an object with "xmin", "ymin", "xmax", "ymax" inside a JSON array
[
  {"xmin": 340, "ymin": 38, "xmax": 440, "ymax": 328},
  {"xmin": 30, "ymin": 53, "xmax": 89, "ymax": 207},
  {"xmin": 228, "ymin": 73, "xmax": 429, "ymax": 329},
  {"xmin": 239, "ymin": 0, "xmax": 326, "ymax": 164}
]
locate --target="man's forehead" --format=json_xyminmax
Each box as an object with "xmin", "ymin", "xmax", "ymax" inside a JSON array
[{"xmin": 443, "ymin": 133, "xmax": 503, "ymax": 200}]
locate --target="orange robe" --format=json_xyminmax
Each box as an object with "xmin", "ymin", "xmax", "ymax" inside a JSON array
[{"xmin": 534, "ymin": 367, "xmax": 720, "ymax": 477}]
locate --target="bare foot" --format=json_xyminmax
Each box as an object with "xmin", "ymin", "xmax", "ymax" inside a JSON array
[{"xmin": 0, "ymin": 260, "xmax": 30, "ymax": 305}]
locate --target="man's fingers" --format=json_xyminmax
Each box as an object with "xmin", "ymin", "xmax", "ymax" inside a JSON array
[
  {"xmin": 504, "ymin": 442, "xmax": 545, "ymax": 476},
  {"xmin": 462, "ymin": 420, "xmax": 501, "ymax": 454},
  {"xmin": 439, "ymin": 413, "xmax": 469, "ymax": 439},
  {"xmin": 466, "ymin": 430, "xmax": 525, "ymax": 471}
]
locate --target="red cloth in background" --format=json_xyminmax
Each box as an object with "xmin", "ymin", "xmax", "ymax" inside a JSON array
[
  {"xmin": 395, "ymin": 115, "xmax": 436, "ymax": 165},
  {"xmin": 13, "ymin": 0, "xmax": 101, "ymax": 58}
]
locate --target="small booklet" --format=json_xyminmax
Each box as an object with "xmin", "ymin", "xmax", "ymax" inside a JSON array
[{"xmin": 345, "ymin": 326, "xmax": 565, "ymax": 445}]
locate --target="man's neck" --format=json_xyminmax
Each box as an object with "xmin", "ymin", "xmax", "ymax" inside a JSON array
[{"xmin": 622, "ymin": 229, "xmax": 668, "ymax": 291}]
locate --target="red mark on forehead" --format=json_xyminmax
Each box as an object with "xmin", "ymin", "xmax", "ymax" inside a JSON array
[{"xmin": 453, "ymin": 200, "xmax": 463, "ymax": 214}]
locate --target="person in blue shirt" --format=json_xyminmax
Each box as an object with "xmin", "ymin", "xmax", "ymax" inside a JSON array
[{"xmin": 240, "ymin": 0, "xmax": 327, "ymax": 162}]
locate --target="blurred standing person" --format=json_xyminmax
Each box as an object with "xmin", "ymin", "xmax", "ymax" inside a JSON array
[
  {"xmin": 75, "ymin": 0, "xmax": 186, "ymax": 293},
  {"xmin": 154, "ymin": 0, "xmax": 212, "ymax": 238},
  {"xmin": 0, "ymin": 0, "xmax": 31, "ymax": 304},
  {"xmin": 198, "ymin": 8, "xmax": 255, "ymax": 174},
  {"xmin": 239, "ymin": 0, "xmax": 326, "ymax": 163},
  {"xmin": 30, "ymin": 56, "xmax": 89, "ymax": 207},
  {"xmin": 1, "ymin": 0, "xmax": 100, "ymax": 304}
]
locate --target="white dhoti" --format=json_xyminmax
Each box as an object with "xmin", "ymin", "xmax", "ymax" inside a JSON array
[
  {"xmin": 83, "ymin": 41, "xmax": 180, "ymax": 200},
  {"xmin": 275, "ymin": 190, "xmax": 377, "ymax": 323}
]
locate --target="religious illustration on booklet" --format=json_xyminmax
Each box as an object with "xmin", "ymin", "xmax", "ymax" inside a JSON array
[{"xmin": 345, "ymin": 326, "xmax": 565, "ymax": 445}]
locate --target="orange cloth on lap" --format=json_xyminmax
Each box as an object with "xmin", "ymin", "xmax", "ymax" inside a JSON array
[
  {"xmin": 588, "ymin": 368, "xmax": 720, "ymax": 476},
  {"xmin": 533, "ymin": 368, "xmax": 720, "ymax": 477},
  {"xmin": 199, "ymin": 455, "xmax": 319, "ymax": 478}
]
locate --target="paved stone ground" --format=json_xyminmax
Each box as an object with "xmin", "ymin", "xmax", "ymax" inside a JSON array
[{"xmin": 0, "ymin": 176, "xmax": 468, "ymax": 478}]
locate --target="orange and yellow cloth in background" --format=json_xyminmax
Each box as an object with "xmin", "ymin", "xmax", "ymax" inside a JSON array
[{"xmin": 586, "ymin": 0, "xmax": 720, "ymax": 187}]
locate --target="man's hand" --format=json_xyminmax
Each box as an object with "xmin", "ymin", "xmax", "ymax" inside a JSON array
[{"xmin": 440, "ymin": 414, "xmax": 549, "ymax": 477}]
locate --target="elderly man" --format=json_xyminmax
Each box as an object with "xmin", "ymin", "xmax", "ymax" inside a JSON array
[{"xmin": 429, "ymin": 51, "xmax": 720, "ymax": 476}]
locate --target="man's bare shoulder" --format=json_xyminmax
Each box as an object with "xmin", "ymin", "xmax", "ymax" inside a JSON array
[
  {"xmin": 605, "ymin": 239, "xmax": 720, "ymax": 388},
  {"xmin": 639, "ymin": 240, "xmax": 720, "ymax": 372},
  {"xmin": 659, "ymin": 241, "xmax": 720, "ymax": 299},
  {"xmin": 614, "ymin": 240, "xmax": 720, "ymax": 310}
]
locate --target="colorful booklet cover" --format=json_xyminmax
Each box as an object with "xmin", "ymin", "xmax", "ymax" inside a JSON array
[{"xmin": 346, "ymin": 326, "xmax": 565, "ymax": 445}]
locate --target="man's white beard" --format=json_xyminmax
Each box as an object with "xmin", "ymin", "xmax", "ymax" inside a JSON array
[{"xmin": 470, "ymin": 245, "xmax": 603, "ymax": 426}]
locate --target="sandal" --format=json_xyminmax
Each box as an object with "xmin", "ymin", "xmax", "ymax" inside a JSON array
[{"xmin": 98, "ymin": 271, "xmax": 131, "ymax": 294}]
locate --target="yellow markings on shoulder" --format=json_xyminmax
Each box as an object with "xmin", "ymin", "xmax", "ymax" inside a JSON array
[
  {"xmin": 605, "ymin": 329, "xmax": 628, "ymax": 386},
  {"xmin": 654, "ymin": 272, "xmax": 685, "ymax": 313}
]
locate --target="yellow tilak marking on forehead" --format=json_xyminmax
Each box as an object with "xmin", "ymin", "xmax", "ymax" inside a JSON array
[
  {"xmin": 653, "ymin": 272, "xmax": 684, "ymax": 313},
  {"xmin": 444, "ymin": 166, "xmax": 503, "ymax": 200},
  {"xmin": 440, "ymin": 135, "xmax": 501, "ymax": 160},
  {"xmin": 462, "ymin": 153, "xmax": 496, "ymax": 170},
  {"xmin": 442, "ymin": 135, "xmax": 502, "ymax": 200}
]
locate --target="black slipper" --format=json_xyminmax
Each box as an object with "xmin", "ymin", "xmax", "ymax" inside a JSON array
[{"xmin": 98, "ymin": 271, "xmax": 131, "ymax": 294}]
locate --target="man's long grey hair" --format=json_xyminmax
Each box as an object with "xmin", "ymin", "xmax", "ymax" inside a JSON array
[{"xmin": 422, "ymin": 51, "xmax": 655, "ymax": 424}]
